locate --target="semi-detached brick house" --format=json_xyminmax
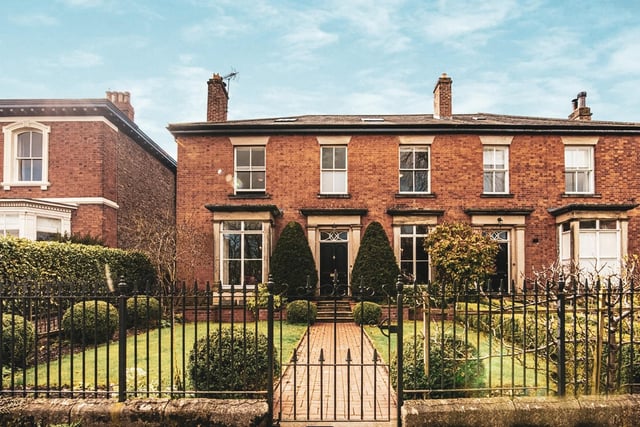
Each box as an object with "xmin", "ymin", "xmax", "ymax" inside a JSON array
[
  {"xmin": 169, "ymin": 73, "xmax": 640, "ymax": 293},
  {"xmin": 0, "ymin": 92, "xmax": 176, "ymax": 249}
]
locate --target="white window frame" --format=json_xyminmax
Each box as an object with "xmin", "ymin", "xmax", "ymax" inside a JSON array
[
  {"xmin": 399, "ymin": 146, "xmax": 430, "ymax": 194},
  {"xmin": 0, "ymin": 199, "xmax": 73, "ymax": 240},
  {"xmin": 234, "ymin": 146, "xmax": 266, "ymax": 193},
  {"xmin": 219, "ymin": 220, "xmax": 265, "ymax": 289},
  {"xmin": 564, "ymin": 146, "xmax": 594, "ymax": 194},
  {"xmin": 559, "ymin": 219, "xmax": 621, "ymax": 279},
  {"xmin": 320, "ymin": 146, "xmax": 347, "ymax": 194},
  {"xmin": 483, "ymin": 146, "xmax": 509, "ymax": 194},
  {"xmin": 2, "ymin": 121, "xmax": 51, "ymax": 190},
  {"xmin": 399, "ymin": 224, "xmax": 430, "ymax": 283}
]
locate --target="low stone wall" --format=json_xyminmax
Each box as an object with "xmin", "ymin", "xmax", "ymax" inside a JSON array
[
  {"xmin": 402, "ymin": 395, "xmax": 640, "ymax": 427},
  {"xmin": 0, "ymin": 397, "xmax": 268, "ymax": 427}
]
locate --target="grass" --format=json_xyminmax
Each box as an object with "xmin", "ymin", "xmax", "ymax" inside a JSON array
[
  {"xmin": 365, "ymin": 320, "xmax": 550, "ymax": 395},
  {"xmin": 4, "ymin": 321, "xmax": 308, "ymax": 394}
]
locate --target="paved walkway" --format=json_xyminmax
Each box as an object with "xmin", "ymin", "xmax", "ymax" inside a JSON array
[{"xmin": 274, "ymin": 322, "xmax": 397, "ymax": 424}]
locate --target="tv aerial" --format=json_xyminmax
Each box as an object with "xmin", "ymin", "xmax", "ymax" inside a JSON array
[{"xmin": 222, "ymin": 69, "xmax": 239, "ymax": 95}]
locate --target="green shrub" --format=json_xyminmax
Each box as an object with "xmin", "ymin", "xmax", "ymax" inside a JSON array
[
  {"xmin": 1, "ymin": 313, "xmax": 35, "ymax": 368},
  {"xmin": 391, "ymin": 334, "xmax": 485, "ymax": 399},
  {"xmin": 188, "ymin": 328, "xmax": 278, "ymax": 396},
  {"xmin": 350, "ymin": 221, "xmax": 400, "ymax": 300},
  {"xmin": 0, "ymin": 237, "xmax": 157, "ymax": 299},
  {"xmin": 245, "ymin": 283, "xmax": 284, "ymax": 315},
  {"xmin": 126, "ymin": 296, "xmax": 161, "ymax": 329},
  {"xmin": 353, "ymin": 301, "xmax": 381, "ymax": 325},
  {"xmin": 270, "ymin": 222, "xmax": 318, "ymax": 298},
  {"xmin": 286, "ymin": 300, "xmax": 317, "ymax": 324},
  {"xmin": 62, "ymin": 300, "xmax": 118, "ymax": 345}
]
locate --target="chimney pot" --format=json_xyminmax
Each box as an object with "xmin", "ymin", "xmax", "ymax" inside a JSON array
[
  {"xmin": 105, "ymin": 90, "xmax": 135, "ymax": 121},
  {"xmin": 568, "ymin": 91, "xmax": 591, "ymax": 121},
  {"xmin": 207, "ymin": 73, "xmax": 229, "ymax": 122},
  {"xmin": 433, "ymin": 73, "xmax": 452, "ymax": 119}
]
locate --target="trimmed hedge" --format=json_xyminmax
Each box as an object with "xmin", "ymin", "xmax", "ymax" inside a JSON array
[
  {"xmin": 61, "ymin": 300, "xmax": 118, "ymax": 345},
  {"xmin": 286, "ymin": 300, "xmax": 317, "ymax": 324},
  {"xmin": 126, "ymin": 296, "xmax": 162, "ymax": 329},
  {"xmin": 353, "ymin": 301, "xmax": 381, "ymax": 325},
  {"xmin": 1, "ymin": 313, "xmax": 35, "ymax": 368},
  {"xmin": 270, "ymin": 221, "xmax": 318, "ymax": 298},
  {"xmin": 188, "ymin": 328, "xmax": 279, "ymax": 397},
  {"xmin": 0, "ymin": 237, "xmax": 156, "ymax": 299}
]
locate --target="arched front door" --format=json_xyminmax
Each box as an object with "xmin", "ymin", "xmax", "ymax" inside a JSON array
[{"xmin": 319, "ymin": 230, "xmax": 348, "ymax": 296}]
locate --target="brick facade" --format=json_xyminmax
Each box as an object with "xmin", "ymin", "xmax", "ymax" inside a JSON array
[
  {"xmin": 0, "ymin": 94, "xmax": 176, "ymax": 250},
  {"xmin": 171, "ymin": 74, "xmax": 640, "ymax": 292}
]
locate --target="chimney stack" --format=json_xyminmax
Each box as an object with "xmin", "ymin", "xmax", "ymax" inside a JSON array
[
  {"xmin": 207, "ymin": 73, "xmax": 229, "ymax": 122},
  {"xmin": 106, "ymin": 91, "xmax": 135, "ymax": 121},
  {"xmin": 433, "ymin": 73, "xmax": 452, "ymax": 119},
  {"xmin": 568, "ymin": 91, "xmax": 592, "ymax": 121}
]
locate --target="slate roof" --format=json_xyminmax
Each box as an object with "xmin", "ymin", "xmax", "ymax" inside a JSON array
[
  {"xmin": 0, "ymin": 98, "xmax": 176, "ymax": 170},
  {"xmin": 168, "ymin": 112, "xmax": 640, "ymax": 137}
]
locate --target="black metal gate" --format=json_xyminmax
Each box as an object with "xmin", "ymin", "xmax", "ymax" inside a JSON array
[{"xmin": 270, "ymin": 278, "xmax": 398, "ymax": 425}]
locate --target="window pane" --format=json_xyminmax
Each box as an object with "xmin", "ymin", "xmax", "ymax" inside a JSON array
[
  {"xmin": 401, "ymin": 237, "xmax": 413, "ymax": 260},
  {"xmin": 236, "ymin": 148, "xmax": 251, "ymax": 167},
  {"xmin": 244, "ymin": 221, "xmax": 262, "ymax": 230},
  {"xmin": 599, "ymin": 232, "xmax": 617, "ymax": 256},
  {"xmin": 415, "ymin": 171, "xmax": 428, "ymax": 192},
  {"xmin": 580, "ymin": 220, "xmax": 596, "ymax": 229},
  {"xmin": 494, "ymin": 171, "xmax": 505, "ymax": 192},
  {"xmin": 17, "ymin": 133, "xmax": 31, "ymax": 157},
  {"xmin": 579, "ymin": 231, "xmax": 597, "ymax": 258},
  {"xmin": 600, "ymin": 220, "xmax": 617, "ymax": 230},
  {"xmin": 483, "ymin": 149, "xmax": 494, "ymax": 168},
  {"xmin": 415, "ymin": 261, "xmax": 429, "ymax": 283},
  {"xmin": 32, "ymin": 137, "xmax": 43, "ymax": 157},
  {"xmin": 236, "ymin": 171, "xmax": 250, "ymax": 189},
  {"xmin": 334, "ymin": 147, "xmax": 346, "ymax": 169},
  {"xmin": 399, "ymin": 150, "xmax": 413, "ymax": 169},
  {"xmin": 565, "ymin": 173, "xmax": 575, "ymax": 192},
  {"xmin": 494, "ymin": 149, "xmax": 505, "ymax": 168},
  {"xmin": 244, "ymin": 261, "xmax": 262, "ymax": 285},
  {"xmin": 251, "ymin": 148, "xmax": 265, "ymax": 167},
  {"xmin": 244, "ymin": 234, "xmax": 263, "ymax": 259},
  {"xmin": 400, "ymin": 225, "xmax": 413, "ymax": 234},
  {"xmin": 321, "ymin": 171, "xmax": 334, "ymax": 192},
  {"xmin": 222, "ymin": 221, "xmax": 241, "ymax": 230},
  {"xmin": 223, "ymin": 233, "xmax": 241, "ymax": 258},
  {"xmin": 227, "ymin": 260, "xmax": 241, "ymax": 286},
  {"xmin": 321, "ymin": 147, "xmax": 333, "ymax": 168},
  {"xmin": 483, "ymin": 172, "xmax": 493, "ymax": 192},
  {"xmin": 400, "ymin": 261, "xmax": 413, "ymax": 275},
  {"xmin": 400, "ymin": 172, "xmax": 413, "ymax": 192},
  {"xmin": 416, "ymin": 242, "xmax": 428, "ymax": 261},
  {"xmin": 415, "ymin": 225, "xmax": 428, "ymax": 234},
  {"xmin": 576, "ymin": 172, "xmax": 589, "ymax": 192},
  {"xmin": 415, "ymin": 150, "xmax": 428, "ymax": 169},
  {"xmin": 32, "ymin": 160, "xmax": 42, "ymax": 181},
  {"xmin": 251, "ymin": 171, "xmax": 265, "ymax": 189},
  {"xmin": 19, "ymin": 160, "xmax": 31, "ymax": 181},
  {"xmin": 333, "ymin": 171, "xmax": 346, "ymax": 192}
]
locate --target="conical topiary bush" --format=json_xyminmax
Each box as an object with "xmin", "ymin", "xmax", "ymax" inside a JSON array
[
  {"xmin": 351, "ymin": 221, "xmax": 399, "ymax": 300},
  {"xmin": 270, "ymin": 221, "xmax": 318, "ymax": 298}
]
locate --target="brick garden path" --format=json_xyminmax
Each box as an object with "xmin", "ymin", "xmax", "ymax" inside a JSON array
[{"xmin": 274, "ymin": 322, "xmax": 397, "ymax": 424}]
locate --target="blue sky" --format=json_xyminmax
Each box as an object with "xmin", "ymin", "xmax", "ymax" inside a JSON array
[{"xmin": 1, "ymin": 0, "xmax": 639, "ymax": 159}]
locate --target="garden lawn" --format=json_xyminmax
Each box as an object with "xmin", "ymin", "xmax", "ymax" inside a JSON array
[
  {"xmin": 6, "ymin": 321, "xmax": 307, "ymax": 395},
  {"xmin": 365, "ymin": 320, "xmax": 550, "ymax": 396}
]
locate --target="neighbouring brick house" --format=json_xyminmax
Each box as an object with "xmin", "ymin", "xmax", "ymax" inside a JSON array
[
  {"xmin": 169, "ymin": 73, "xmax": 640, "ymax": 293},
  {"xmin": 0, "ymin": 92, "xmax": 176, "ymax": 249}
]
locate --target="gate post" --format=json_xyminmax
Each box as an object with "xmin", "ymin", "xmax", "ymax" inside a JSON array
[
  {"xmin": 396, "ymin": 274, "xmax": 404, "ymax": 424},
  {"xmin": 267, "ymin": 274, "xmax": 275, "ymax": 426},
  {"xmin": 557, "ymin": 274, "xmax": 566, "ymax": 396}
]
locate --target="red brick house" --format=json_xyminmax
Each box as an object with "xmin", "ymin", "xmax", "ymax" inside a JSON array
[
  {"xmin": 0, "ymin": 92, "xmax": 176, "ymax": 249},
  {"xmin": 169, "ymin": 73, "xmax": 640, "ymax": 293}
]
